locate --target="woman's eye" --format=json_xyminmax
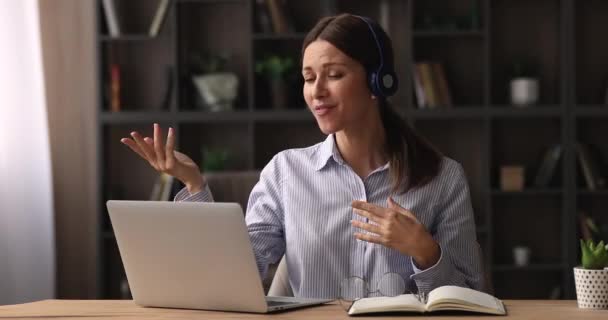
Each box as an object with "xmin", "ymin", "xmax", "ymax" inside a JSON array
[
  {"xmin": 328, "ymin": 73, "xmax": 343, "ymax": 79},
  {"xmin": 304, "ymin": 78, "xmax": 315, "ymax": 83}
]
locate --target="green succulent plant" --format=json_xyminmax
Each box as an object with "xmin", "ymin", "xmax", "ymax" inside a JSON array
[{"xmin": 580, "ymin": 239, "xmax": 608, "ymax": 269}]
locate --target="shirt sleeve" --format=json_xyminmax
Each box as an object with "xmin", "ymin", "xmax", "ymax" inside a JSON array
[
  {"xmin": 173, "ymin": 180, "xmax": 214, "ymax": 202},
  {"xmin": 409, "ymin": 161, "xmax": 484, "ymax": 294},
  {"xmin": 245, "ymin": 154, "xmax": 286, "ymax": 280}
]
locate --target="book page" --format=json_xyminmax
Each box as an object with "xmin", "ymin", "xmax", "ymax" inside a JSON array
[
  {"xmin": 349, "ymin": 294, "xmax": 426, "ymax": 315},
  {"xmin": 426, "ymin": 286, "xmax": 506, "ymax": 315}
]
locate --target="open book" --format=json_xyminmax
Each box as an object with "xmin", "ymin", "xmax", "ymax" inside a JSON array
[{"xmin": 348, "ymin": 285, "xmax": 506, "ymax": 316}]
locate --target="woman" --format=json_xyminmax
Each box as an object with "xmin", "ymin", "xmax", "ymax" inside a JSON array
[{"xmin": 121, "ymin": 13, "xmax": 483, "ymax": 299}]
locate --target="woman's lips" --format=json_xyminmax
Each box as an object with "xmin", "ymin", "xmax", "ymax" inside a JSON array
[{"xmin": 313, "ymin": 105, "xmax": 335, "ymax": 116}]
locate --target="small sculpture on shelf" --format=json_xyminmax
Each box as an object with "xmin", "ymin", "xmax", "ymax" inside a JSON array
[
  {"xmin": 255, "ymin": 54, "xmax": 294, "ymax": 109},
  {"xmin": 188, "ymin": 52, "xmax": 239, "ymax": 112},
  {"xmin": 509, "ymin": 58, "xmax": 540, "ymax": 107},
  {"xmin": 574, "ymin": 239, "xmax": 608, "ymax": 309}
]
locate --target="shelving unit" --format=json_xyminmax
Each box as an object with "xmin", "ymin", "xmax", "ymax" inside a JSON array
[{"xmin": 95, "ymin": 0, "xmax": 608, "ymax": 299}]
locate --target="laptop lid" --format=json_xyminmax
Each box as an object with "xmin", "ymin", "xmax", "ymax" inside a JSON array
[{"xmin": 106, "ymin": 200, "xmax": 269, "ymax": 313}]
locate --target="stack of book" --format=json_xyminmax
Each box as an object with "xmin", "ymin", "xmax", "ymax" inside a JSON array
[{"xmin": 412, "ymin": 62, "xmax": 453, "ymax": 109}]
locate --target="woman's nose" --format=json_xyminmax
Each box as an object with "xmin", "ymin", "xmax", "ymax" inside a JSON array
[{"xmin": 312, "ymin": 78, "xmax": 328, "ymax": 98}]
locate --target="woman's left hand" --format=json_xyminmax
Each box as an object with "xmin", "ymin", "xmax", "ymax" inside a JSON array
[{"xmin": 351, "ymin": 197, "xmax": 440, "ymax": 269}]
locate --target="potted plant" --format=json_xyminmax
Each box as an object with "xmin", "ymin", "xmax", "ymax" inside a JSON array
[
  {"xmin": 201, "ymin": 147, "xmax": 230, "ymax": 172},
  {"xmin": 255, "ymin": 55, "xmax": 294, "ymax": 109},
  {"xmin": 574, "ymin": 239, "xmax": 608, "ymax": 309},
  {"xmin": 509, "ymin": 58, "xmax": 539, "ymax": 107},
  {"xmin": 188, "ymin": 52, "xmax": 239, "ymax": 112}
]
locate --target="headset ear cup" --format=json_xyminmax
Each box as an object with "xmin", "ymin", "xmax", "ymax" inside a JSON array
[
  {"xmin": 372, "ymin": 69, "xmax": 399, "ymax": 98},
  {"xmin": 368, "ymin": 71, "xmax": 381, "ymax": 98},
  {"xmin": 381, "ymin": 70, "xmax": 399, "ymax": 97}
]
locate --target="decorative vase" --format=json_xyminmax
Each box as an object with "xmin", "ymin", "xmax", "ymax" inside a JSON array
[
  {"xmin": 573, "ymin": 267, "xmax": 608, "ymax": 309},
  {"xmin": 512, "ymin": 246, "xmax": 531, "ymax": 267},
  {"xmin": 510, "ymin": 78, "xmax": 539, "ymax": 107},
  {"xmin": 192, "ymin": 72, "xmax": 239, "ymax": 112}
]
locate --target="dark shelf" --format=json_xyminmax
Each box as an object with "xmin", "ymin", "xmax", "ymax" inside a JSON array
[
  {"xmin": 413, "ymin": 30, "xmax": 485, "ymax": 38},
  {"xmin": 492, "ymin": 264, "xmax": 565, "ymax": 272},
  {"xmin": 491, "ymin": 189, "xmax": 563, "ymax": 196},
  {"xmin": 100, "ymin": 110, "xmax": 314, "ymax": 123},
  {"xmin": 574, "ymin": 106, "xmax": 608, "ymax": 117},
  {"xmin": 93, "ymin": 0, "xmax": 600, "ymax": 301},
  {"xmin": 489, "ymin": 106, "xmax": 562, "ymax": 118},
  {"xmin": 577, "ymin": 189, "xmax": 608, "ymax": 196},
  {"xmin": 253, "ymin": 110, "xmax": 315, "ymax": 122},
  {"xmin": 177, "ymin": 0, "xmax": 245, "ymax": 3},
  {"xmin": 99, "ymin": 35, "xmax": 157, "ymax": 41},
  {"xmin": 252, "ymin": 33, "xmax": 308, "ymax": 40},
  {"xmin": 407, "ymin": 107, "xmax": 486, "ymax": 119}
]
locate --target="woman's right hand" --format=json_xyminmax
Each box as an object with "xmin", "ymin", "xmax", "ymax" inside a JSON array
[{"xmin": 120, "ymin": 123, "xmax": 205, "ymax": 194}]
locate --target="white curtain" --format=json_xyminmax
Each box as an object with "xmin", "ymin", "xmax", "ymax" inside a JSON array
[{"xmin": 0, "ymin": 0, "xmax": 55, "ymax": 305}]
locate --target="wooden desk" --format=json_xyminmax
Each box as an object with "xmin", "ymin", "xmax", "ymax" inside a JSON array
[{"xmin": 0, "ymin": 300, "xmax": 606, "ymax": 319}]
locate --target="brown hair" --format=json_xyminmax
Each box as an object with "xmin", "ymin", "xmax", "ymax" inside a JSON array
[{"xmin": 302, "ymin": 13, "xmax": 443, "ymax": 194}]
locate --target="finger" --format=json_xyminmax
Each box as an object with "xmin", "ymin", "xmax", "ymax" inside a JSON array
[
  {"xmin": 351, "ymin": 220, "xmax": 383, "ymax": 235},
  {"xmin": 130, "ymin": 131, "xmax": 157, "ymax": 164},
  {"xmin": 121, "ymin": 138, "xmax": 149, "ymax": 161},
  {"xmin": 165, "ymin": 127, "xmax": 176, "ymax": 169},
  {"xmin": 144, "ymin": 137, "xmax": 153, "ymax": 146},
  {"xmin": 352, "ymin": 208, "xmax": 382, "ymax": 224},
  {"xmin": 388, "ymin": 197, "xmax": 418, "ymax": 221},
  {"xmin": 351, "ymin": 200, "xmax": 388, "ymax": 218},
  {"xmin": 153, "ymin": 123, "xmax": 166, "ymax": 169},
  {"xmin": 354, "ymin": 232, "xmax": 385, "ymax": 246}
]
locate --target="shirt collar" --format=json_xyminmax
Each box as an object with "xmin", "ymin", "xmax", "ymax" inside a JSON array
[
  {"xmin": 314, "ymin": 134, "xmax": 345, "ymax": 171},
  {"xmin": 313, "ymin": 134, "xmax": 391, "ymax": 173}
]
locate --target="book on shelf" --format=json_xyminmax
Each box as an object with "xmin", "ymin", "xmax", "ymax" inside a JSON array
[
  {"xmin": 576, "ymin": 142, "xmax": 607, "ymax": 190},
  {"xmin": 413, "ymin": 62, "xmax": 452, "ymax": 109},
  {"xmin": 348, "ymin": 285, "xmax": 506, "ymax": 316},
  {"xmin": 109, "ymin": 63, "xmax": 121, "ymax": 112},
  {"xmin": 265, "ymin": 0, "xmax": 295, "ymax": 34},
  {"xmin": 101, "ymin": 0, "xmax": 121, "ymax": 36},
  {"xmin": 255, "ymin": 0, "xmax": 273, "ymax": 33},
  {"xmin": 533, "ymin": 144, "xmax": 562, "ymax": 187},
  {"xmin": 149, "ymin": 173, "xmax": 175, "ymax": 201},
  {"xmin": 148, "ymin": 0, "xmax": 171, "ymax": 37},
  {"xmin": 432, "ymin": 62, "xmax": 453, "ymax": 107}
]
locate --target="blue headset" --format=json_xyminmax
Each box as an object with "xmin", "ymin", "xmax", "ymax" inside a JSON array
[{"xmin": 354, "ymin": 15, "xmax": 399, "ymax": 98}]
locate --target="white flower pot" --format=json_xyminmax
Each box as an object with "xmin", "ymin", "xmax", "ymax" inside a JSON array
[{"xmin": 573, "ymin": 267, "xmax": 608, "ymax": 309}]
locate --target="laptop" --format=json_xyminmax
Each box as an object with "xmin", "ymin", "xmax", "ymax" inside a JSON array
[{"xmin": 106, "ymin": 200, "xmax": 333, "ymax": 313}]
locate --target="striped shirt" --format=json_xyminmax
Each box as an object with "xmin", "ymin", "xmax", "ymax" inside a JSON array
[{"xmin": 175, "ymin": 133, "xmax": 483, "ymax": 299}]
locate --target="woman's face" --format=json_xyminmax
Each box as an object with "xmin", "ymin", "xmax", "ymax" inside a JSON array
[{"xmin": 302, "ymin": 40, "xmax": 375, "ymax": 135}]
